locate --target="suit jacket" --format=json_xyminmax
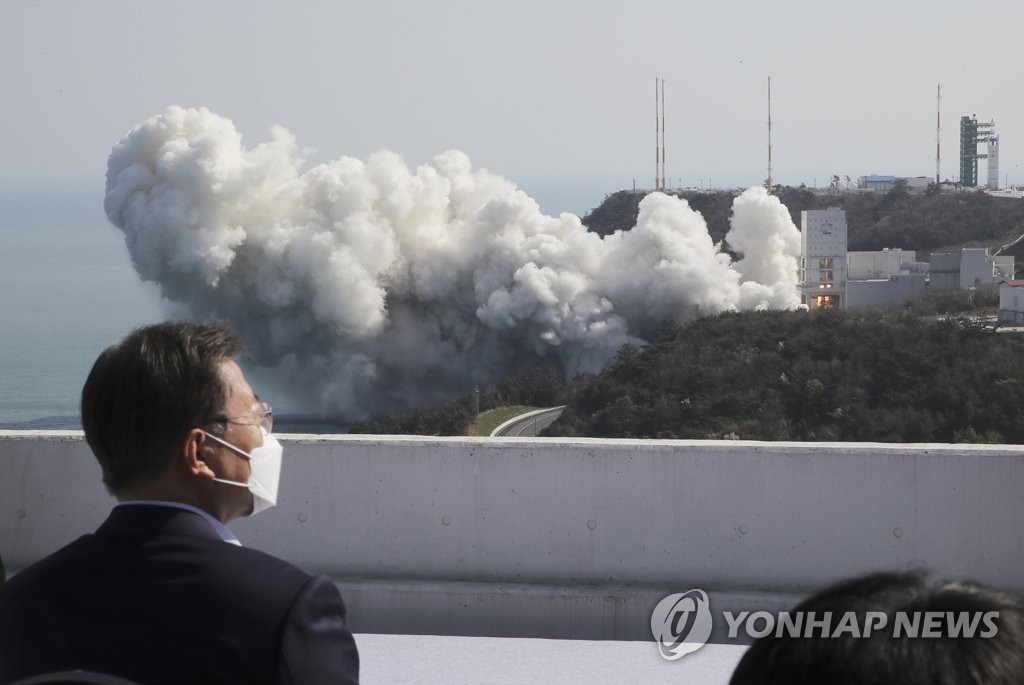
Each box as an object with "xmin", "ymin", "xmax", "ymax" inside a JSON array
[{"xmin": 0, "ymin": 505, "xmax": 359, "ymax": 684}]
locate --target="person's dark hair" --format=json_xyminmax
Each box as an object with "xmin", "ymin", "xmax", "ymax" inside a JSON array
[
  {"xmin": 81, "ymin": 321, "xmax": 243, "ymax": 494},
  {"xmin": 730, "ymin": 570, "xmax": 1024, "ymax": 685}
]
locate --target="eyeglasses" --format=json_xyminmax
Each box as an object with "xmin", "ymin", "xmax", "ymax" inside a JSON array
[{"xmin": 212, "ymin": 399, "xmax": 273, "ymax": 434}]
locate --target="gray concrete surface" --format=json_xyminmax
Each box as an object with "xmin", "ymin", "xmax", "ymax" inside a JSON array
[{"xmin": 3, "ymin": 431, "xmax": 1022, "ymax": 641}]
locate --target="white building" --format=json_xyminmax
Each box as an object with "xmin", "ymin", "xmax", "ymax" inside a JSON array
[
  {"xmin": 988, "ymin": 136, "xmax": 1000, "ymax": 191},
  {"xmin": 960, "ymin": 248, "xmax": 1014, "ymax": 289},
  {"xmin": 998, "ymin": 279, "xmax": 1024, "ymax": 324},
  {"xmin": 800, "ymin": 215, "xmax": 1014, "ymax": 310},
  {"xmin": 846, "ymin": 275, "xmax": 927, "ymax": 309},
  {"xmin": 928, "ymin": 252, "xmax": 961, "ymax": 290},
  {"xmin": 846, "ymin": 248, "xmax": 927, "ymax": 309},
  {"xmin": 905, "ymin": 177, "xmax": 931, "ymax": 193},
  {"xmin": 847, "ymin": 248, "xmax": 914, "ymax": 280},
  {"xmin": 856, "ymin": 175, "xmax": 931, "ymax": 193},
  {"xmin": 800, "ymin": 207, "xmax": 847, "ymax": 309},
  {"xmin": 859, "ymin": 175, "xmax": 896, "ymax": 192},
  {"xmin": 927, "ymin": 248, "xmax": 1014, "ymax": 290}
]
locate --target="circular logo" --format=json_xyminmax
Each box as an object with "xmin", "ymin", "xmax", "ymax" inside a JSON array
[{"xmin": 651, "ymin": 589, "xmax": 713, "ymax": 660}]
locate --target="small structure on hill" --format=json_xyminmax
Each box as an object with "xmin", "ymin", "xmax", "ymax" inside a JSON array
[
  {"xmin": 998, "ymin": 280, "xmax": 1024, "ymax": 325},
  {"xmin": 846, "ymin": 248, "xmax": 927, "ymax": 309},
  {"xmin": 860, "ymin": 175, "xmax": 897, "ymax": 193},
  {"xmin": 929, "ymin": 248, "xmax": 1014, "ymax": 290},
  {"xmin": 799, "ymin": 210, "xmax": 1013, "ymax": 311}
]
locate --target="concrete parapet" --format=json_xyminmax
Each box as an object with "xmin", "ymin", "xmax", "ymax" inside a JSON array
[{"xmin": 2, "ymin": 431, "xmax": 1022, "ymax": 640}]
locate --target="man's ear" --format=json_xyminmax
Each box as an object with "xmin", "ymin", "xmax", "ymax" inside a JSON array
[{"xmin": 183, "ymin": 428, "xmax": 217, "ymax": 480}]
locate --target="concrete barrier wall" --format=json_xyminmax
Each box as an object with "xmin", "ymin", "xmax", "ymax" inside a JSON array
[{"xmin": 2, "ymin": 431, "xmax": 1022, "ymax": 640}]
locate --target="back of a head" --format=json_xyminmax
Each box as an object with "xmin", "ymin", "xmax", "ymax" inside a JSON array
[
  {"xmin": 730, "ymin": 571, "xmax": 1024, "ymax": 685},
  {"xmin": 80, "ymin": 321, "xmax": 242, "ymax": 494}
]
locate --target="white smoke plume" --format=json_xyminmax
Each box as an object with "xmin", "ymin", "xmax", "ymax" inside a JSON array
[
  {"xmin": 105, "ymin": 107, "xmax": 801, "ymax": 420},
  {"xmin": 727, "ymin": 186, "xmax": 804, "ymax": 310}
]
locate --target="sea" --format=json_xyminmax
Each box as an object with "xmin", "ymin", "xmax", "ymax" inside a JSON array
[{"xmin": 0, "ymin": 176, "xmax": 616, "ymax": 430}]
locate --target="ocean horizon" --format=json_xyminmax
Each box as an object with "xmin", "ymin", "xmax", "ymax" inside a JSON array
[{"xmin": 0, "ymin": 176, "xmax": 620, "ymax": 430}]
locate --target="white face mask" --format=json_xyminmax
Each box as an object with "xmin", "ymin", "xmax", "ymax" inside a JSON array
[{"xmin": 203, "ymin": 429, "xmax": 283, "ymax": 516}]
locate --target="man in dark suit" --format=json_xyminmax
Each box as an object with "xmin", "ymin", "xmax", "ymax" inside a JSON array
[{"xmin": 0, "ymin": 322, "xmax": 359, "ymax": 684}]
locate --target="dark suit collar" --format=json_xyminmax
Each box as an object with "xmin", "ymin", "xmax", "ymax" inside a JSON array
[{"xmin": 97, "ymin": 504, "xmax": 224, "ymax": 541}]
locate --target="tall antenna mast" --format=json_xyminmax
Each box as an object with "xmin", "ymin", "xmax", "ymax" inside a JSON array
[
  {"xmin": 654, "ymin": 78, "xmax": 659, "ymax": 190},
  {"xmin": 935, "ymin": 84, "xmax": 942, "ymax": 186},
  {"xmin": 767, "ymin": 75, "xmax": 773, "ymax": 193},
  {"xmin": 660, "ymin": 78, "xmax": 666, "ymax": 191},
  {"xmin": 654, "ymin": 78, "xmax": 667, "ymax": 191}
]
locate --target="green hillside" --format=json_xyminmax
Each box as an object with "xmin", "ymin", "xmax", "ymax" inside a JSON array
[
  {"xmin": 546, "ymin": 308, "xmax": 1023, "ymax": 444},
  {"xmin": 583, "ymin": 185, "xmax": 1024, "ymax": 265}
]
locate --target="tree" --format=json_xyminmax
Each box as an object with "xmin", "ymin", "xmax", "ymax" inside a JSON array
[{"xmin": 885, "ymin": 178, "xmax": 910, "ymax": 201}]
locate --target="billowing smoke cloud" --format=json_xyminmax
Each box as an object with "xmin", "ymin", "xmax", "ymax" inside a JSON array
[{"xmin": 105, "ymin": 106, "xmax": 801, "ymax": 419}]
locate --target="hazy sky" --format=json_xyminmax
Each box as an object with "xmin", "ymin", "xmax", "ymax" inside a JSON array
[{"xmin": 3, "ymin": 0, "xmax": 1023, "ymax": 212}]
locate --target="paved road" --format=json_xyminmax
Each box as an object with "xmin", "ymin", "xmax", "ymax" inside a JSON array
[{"xmin": 491, "ymin": 406, "xmax": 566, "ymax": 437}]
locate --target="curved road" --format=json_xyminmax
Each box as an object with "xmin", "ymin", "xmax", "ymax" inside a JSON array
[{"xmin": 491, "ymin": 406, "xmax": 566, "ymax": 437}]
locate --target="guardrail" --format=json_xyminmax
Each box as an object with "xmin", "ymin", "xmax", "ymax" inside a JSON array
[{"xmin": 490, "ymin": 406, "xmax": 566, "ymax": 436}]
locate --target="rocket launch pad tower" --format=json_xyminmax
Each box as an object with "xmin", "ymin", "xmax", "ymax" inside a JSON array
[{"xmin": 960, "ymin": 115, "xmax": 998, "ymax": 189}]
